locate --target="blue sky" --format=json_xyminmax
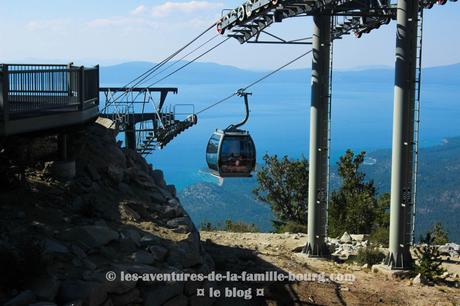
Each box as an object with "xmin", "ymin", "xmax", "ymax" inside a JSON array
[{"xmin": 0, "ymin": 0, "xmax": 459, "ymax": 69}]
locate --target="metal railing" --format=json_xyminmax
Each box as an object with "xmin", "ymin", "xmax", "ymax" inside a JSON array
[{"xmin": 0, "ymin": 64, "xmax": 99, "ymax": 121}]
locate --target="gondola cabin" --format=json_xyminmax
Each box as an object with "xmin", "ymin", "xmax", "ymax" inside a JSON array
[{"xmin": 206, "ymin": 129, "xmax": 256, "ymax": 178}]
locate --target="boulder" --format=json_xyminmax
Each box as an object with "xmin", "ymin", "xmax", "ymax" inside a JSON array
[
  {"xmin": 166, "ymin": 185, "xmax": 177, "ymax": 197},
  {"xmin": 113, "ymin": 264, "xmax": 159, "ymax": 274},
  {"xmin": 125, "ymin": 168, "xmax": 156, "ymax": 189},
  {"xmin": 163, "ymin": 205, "xmax": 183, "ymax": 219},
  {"xmin": 83, "ymin": 258, "xmax": 97, "ymax": 270},
  {"xmin": 132, "ymin": 250, "xmax": 155, "ymax": 265},
  {"xmin": 57, "ymin": 280, "xmax": 108, "ymax": 306},
  {"xmin": 438, "ymin": 243, "xmax": 460, "ymax": 257},
  {"xmin": 163, "ymin": 295, "xmax": 188, "ymax": 306},
  {"xmin": 140, "ymin": 234, "xmax": 163, "ymax": 247},
  {"xmin": 71, "ymin": 244, "xmax": 87, "ymax": 258},
  {"xmin": 63, "ymin": 301, "xmax": 83, "ymax": 306},
  {"xmin": 91, "ymin": 270, "xmax": 137, "ymax": 295},
  {"xmin": 151, "ymin": 170, "xmax": 167, "ymax": 188},
  {"xmin": 150, "ymin": 192, "xmax": 167, "ymax": 204},
  {"xmin": 60, "ymin": 225, "xmax": 119, "ymax": 249},
  {"xmin": 147, "ymin": 245, "xmax": 168, "ymax": 261},
  {"xmin": 29, "ymin": 275, "xmax": 60, "ymax": 301},
  {"xmin": 412, "ymin": 273, "xmax": 425, "ymax": 286},
  {"xmin": 4, "ymin": 290, "xmax": 36, "ymax": 306},
  {"xmin": 168, "ymin": 247, "xmax": 202, "ymax": 269},
  {"xmin": 95, "ymin": 117, "xmax": 117, "ymax": 131},
  {"xmin": 340, "ymin": 232, "xmax": 352, "ymax": 244},
  {"xmin": 143, "ymin": 283, "xmax": 184, "ymax": 306},
  {"xmin": 327, "ymin": 238, "xmax": 340, "ymax": 245},
  {"xmin": 350, "ymin": 234, "xmax": 366, "ymax": 242},
  {"xmin": 189, "ymin": 295, "xmax": 214, "ymax": 306},
  {"xmin": 110, "ymin": 288, "xmax": 141, "ymax": 306},
  {"xmin": 121, "ymin": 204, "xmax": 141, "ymax": 221},
  {"xmin": 43, "ymin": 239, "xmax": 69, "ymax": 254},
  {"xmin": 107, "ymin": 166, "xmax": 124, "ymax": 185},
  {"xmin": 122, "ymin": 228, "xmax": 142, "ymax": 246},
  {"xmin": 167, "ymin": 217, "xmax": 193, "ymax": 229},
  {"xmin": 86, "ymin": 164, "xmax": 101, "ymax": 182},
  {"xmin": 440, "ymin": 272, "xmax": 450, "ymax": 279}
]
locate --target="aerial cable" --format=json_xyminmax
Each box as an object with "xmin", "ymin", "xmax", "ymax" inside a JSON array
[
  {"xmin": 113, "ymin": 34, "xmax": 222, "ymax": 109},
  {"xmin": 102, "ymin": 22, "xmax": 217, "ymax": 111},
  {"xmin": 241, "ymin": 49, "xmax": 312, "ymax": 91},
  {"xmin": 140, "ymin": 34, "xmax": 221, "ymax": 86},
  {"xmin": 146, "ymin": 37, "xmax": 231, "ymax": 87},
  {"xmin": 195, "ymin": 93, "xmax": 238, "ymax": 115},
  {"xmin": 196, "ymin": 49, "xmax": 313, "ymax": 115},
  {"xmin": 124, "ymin": 22, "xmax": 217, "ymax": 89},
  {"xmin": 122, "ymin": 36, "xmax": 228, "ymax": 109}
]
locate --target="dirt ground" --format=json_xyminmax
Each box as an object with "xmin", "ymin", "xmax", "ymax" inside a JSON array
[{"xmin": 201, "ymin": 231, "xmax": 460, "ymax": 306}]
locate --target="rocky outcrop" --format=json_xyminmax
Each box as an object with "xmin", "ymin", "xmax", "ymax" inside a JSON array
[
  {"xmin": 438, "ymin": 243, "xmax": 460, "ymax": 258},
  {"xmin": 328, "ymin": 233, "xmax": 370, "ymax": 260},
  {"xmin": 0, "ymin": 119, "xmax": 214, "ymax": 306}
]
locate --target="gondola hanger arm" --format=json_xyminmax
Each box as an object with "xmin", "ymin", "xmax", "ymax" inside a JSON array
[{"xmin": 226, "ymin": 89, "xmax": 252, "ymax": 131}]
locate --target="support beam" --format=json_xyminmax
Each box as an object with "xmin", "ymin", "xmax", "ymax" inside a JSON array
[
  {"xmin": 125, "ymin": 119, "xmax": 137, "ymax": 151},
  {"xmin": 58, "ymin": 134, "xmax": 69, "ymax": 161},
  {"xmin": 386, "ymin": 0, "xmax": 419, "ymax": 270},
  {"xmin": 0, "ymin": 65, "xmax": 9, "ymax": 123},
  {"xmin": 55, "ymin": 133, "xmax": 76, "ymax": 180},
  {"xmin": 305, "ymin": 15, "xmax": 331, "ymax": 257}
]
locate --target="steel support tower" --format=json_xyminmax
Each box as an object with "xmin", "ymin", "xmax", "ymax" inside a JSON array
[
  {"xmin": 215, "ymin": 0, "xmax": 456, "ymax": 265},
  {"xmin": 305, "ymin": 15, "xmax": 332, "ymax": 257},
  {"xmin": 386, "ymin": 0, "xmax": 419, "ymax": 269}
]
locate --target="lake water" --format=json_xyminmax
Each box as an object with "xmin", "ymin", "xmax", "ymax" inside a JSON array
[{"xmin": 146, "ymin": 79, "xmax": 460, "ymax": 191}]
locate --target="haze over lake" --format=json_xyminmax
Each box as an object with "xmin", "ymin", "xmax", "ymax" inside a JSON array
[{"xmin": 101, "ymin": 61, "xmax": 460, "ymax": 190}]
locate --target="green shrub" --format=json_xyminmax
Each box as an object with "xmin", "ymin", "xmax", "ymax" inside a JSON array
[
  {"xmin": 224, "ymin": 220, "xmax": 259, "ymax": 233},
  {"xmin": 253, "ymin": 154, "xmax": 309, "ymax": 227},
  {"xmin": 278, "ymin": 222, "xmax": 308, "ymax": 234},
  {"xmin": 200, "ymin": 221, "xmax": 216, "ymax": 231},
  {"xmin": 370, "ymin": 227, "xmax": 389, "ymax": 247},
  {"xmin": 200, "ymin": 220, "xmax": 259, "ymax": 233},
  {"xmin": 355, "ymin": 247, "xmax": 385, "ymax": 266}
]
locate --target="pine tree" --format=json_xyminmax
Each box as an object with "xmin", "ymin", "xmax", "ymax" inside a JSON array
[
  {"xmin": 430, "ymin": 223, "xmax": 449, "ymax": 245},
  {"xmin": 328, "ymin": 150, "xmax": 379, "ymax": 236},
  {"xmin": 415, "ymin": 232, "xmax": 446, "ymax": 284}
]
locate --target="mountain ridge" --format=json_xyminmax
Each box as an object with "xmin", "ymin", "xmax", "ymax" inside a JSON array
[{"xmin": 100, "ymin": 61, "xmax": 460, "ymax": 85}]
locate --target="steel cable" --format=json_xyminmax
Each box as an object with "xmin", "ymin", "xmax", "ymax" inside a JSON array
[{"xmin": 196, "ymin": 49, "xmax": 313, "ymax": 115}]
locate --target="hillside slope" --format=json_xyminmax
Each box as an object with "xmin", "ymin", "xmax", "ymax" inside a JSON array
[
  {"xmin": 0, "ymin": 119, "xmax": 214, "ymax": 306},
  {"xmin": 180, "ymin": 178, "xmax": 274, "ymax": 232},
  {"xmin": 362, "ymin": 137, "xmax": 460, "ymax": 241},
  {"xmin": 180, "ymin": 138, "xmax": 460, "ymax": 242}
]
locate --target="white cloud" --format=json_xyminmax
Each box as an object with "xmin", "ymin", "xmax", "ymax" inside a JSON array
[
  {"xmin": 87, "ymin": 16, "xmax": 157, "ymax": 29},
  {"xmin": 131, "ymin": 5, "xmax": 146, "ymax": 16},
  {"xmin": 26, "ymin": 19, "xmax": 69, "ymax": 31},
  {"xmin": 87, "ymin": 2, "xmax": 223, "ymax": 30},
  {"xmin": 151, "ymin": 1, "xmax": 224, "ymax": 17}
]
